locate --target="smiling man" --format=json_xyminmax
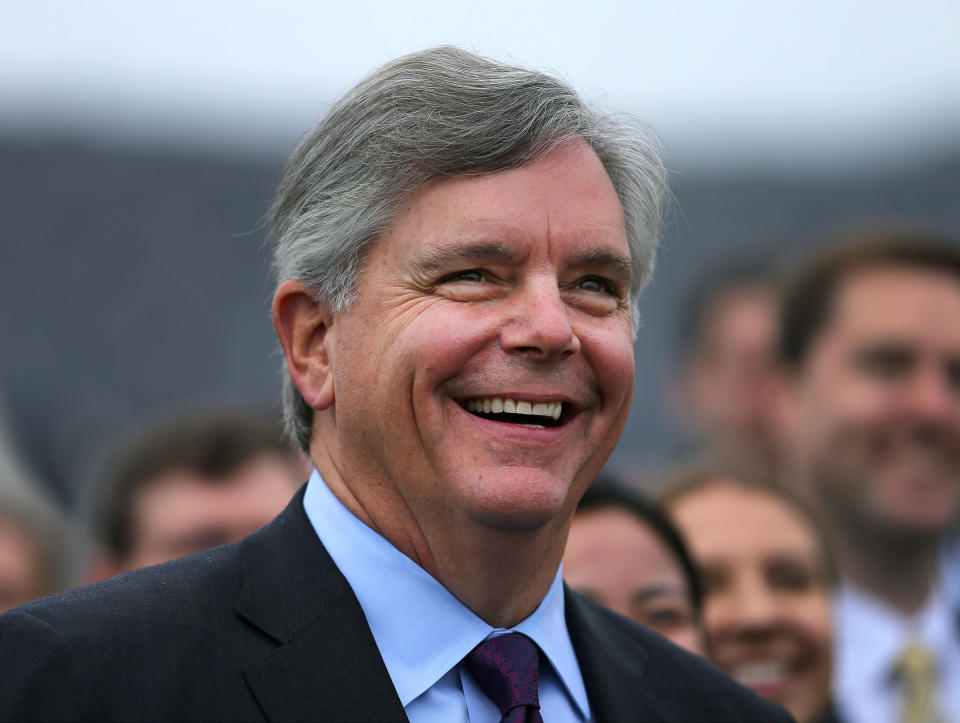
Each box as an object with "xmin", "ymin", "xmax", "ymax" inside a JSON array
[
  {"xmin": 777, "ymin": 229, "xmax": 960, "ymax": 723},
  {"xmin": 0, "ymin": 47, "xmax": 786, "ymax": 722}
]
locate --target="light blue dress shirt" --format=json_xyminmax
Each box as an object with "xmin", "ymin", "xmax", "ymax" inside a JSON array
[
  {"xmin": 302, "ymin": 469, "xmax": 591, "ymax": 723},
  {"xmin": 833, "ymin": 582, "xmax": 960, "ymax": 723}
]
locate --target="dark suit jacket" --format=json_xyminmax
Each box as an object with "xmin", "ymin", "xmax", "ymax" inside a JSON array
[{"xmin": 0, "ymin": 489, "xmax": 789, "ymax": 722}]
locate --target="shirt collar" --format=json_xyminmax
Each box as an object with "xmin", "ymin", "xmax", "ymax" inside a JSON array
[
  {"xmin": 302, "ymin": 469, "xmax": 589, "ymax": 716},
  {"xmin": 835, "ymin": 581, "xmax": 957, "ymax": 685}
]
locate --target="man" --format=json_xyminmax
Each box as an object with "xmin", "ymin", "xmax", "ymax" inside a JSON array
[
  {"xmin": 674, "ymin": 260, "xmax": 780, "ymax": 464},
  {"xmin": 0, "ymin": 428, "xmax": 64, "ymax": 612},
  {"xmin": 88, "ymin": 409, "xmax": 306, "ymax": 578},
  {"xmin": 0, "ymin": 486, "xmax": 62, "ymax": 613},
  {"xmin": 777, "ymin": 229, "xmax": 960, "ymax": 723},
  {"xmin": 0, "ymin": 47, "xmax": 786, "ymax": 721}
]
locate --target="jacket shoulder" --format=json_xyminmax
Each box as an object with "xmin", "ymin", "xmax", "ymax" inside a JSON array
[
  {"xmin": 0, "ymin": 605, "xmax": 105, "ymax": 721},
  {"xmin": 0, "ymin": 543, "xmax": 270, "ymax": 721},
  {"xmin": 11, "ymin": 541, "xmax": 244, "ymax": 638}
]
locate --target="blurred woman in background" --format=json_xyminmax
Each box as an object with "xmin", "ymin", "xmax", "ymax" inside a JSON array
[{"xmin": 660, "ymin": 461, "xmax": 838, "ymax": 723}]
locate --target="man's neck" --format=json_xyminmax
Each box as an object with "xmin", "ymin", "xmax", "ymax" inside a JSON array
[
  {"xmin": 831, "ymin": 525, "xmax": 940, "ymax": 615},
  {"xmin": 420, "ymin": 519, "xmax": 569, "ymax": 628},
  {"xmin": 311, "ymin": 443, "xmax": 568, "ymax": 628}
]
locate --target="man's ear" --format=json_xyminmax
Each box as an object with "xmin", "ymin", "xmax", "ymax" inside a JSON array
[{"xmin": 272, "ymin": 280, "xmax": 336, "ymax": 411}]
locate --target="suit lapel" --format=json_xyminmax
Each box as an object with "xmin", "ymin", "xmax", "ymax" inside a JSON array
[
  {"xmin": 565, "ymin": 586, "xmax": 672, "ymax": 722},
  {"xmin": 236, "ymin": 488, "xmax": 408, "ymax": 722}
]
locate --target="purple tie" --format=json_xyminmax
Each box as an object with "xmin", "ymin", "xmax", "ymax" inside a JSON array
[{"xmin": 464, "ymin": 633, "xmax": 544, "ymax": 723}]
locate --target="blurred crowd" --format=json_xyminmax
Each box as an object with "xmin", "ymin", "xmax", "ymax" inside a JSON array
[
  {"xmin": 1, "ymin": 224, "xmax": 959, "ymax": 723},
  {"xmin": 0, "ymin": 408, "xmax": 308, "ymax": 608},
  {"xmin": 565, "ymin": 225, "xmax": 960, "ymax": 723}
]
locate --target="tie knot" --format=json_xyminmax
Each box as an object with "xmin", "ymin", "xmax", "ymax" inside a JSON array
[
  {"xmin": 894, "ymin": 642, "xmax": 938, "ymax": 682},
  {"xmin": 893, "ymin": 641, "xmax": 943, "ymax": 723},
  {"xmin": 465, "ymin": 633, "xmax": 542, "ymax": 719}
]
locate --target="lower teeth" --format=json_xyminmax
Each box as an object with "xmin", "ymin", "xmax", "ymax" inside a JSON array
[{"xmin": 520, "ymin": 424, "xmax": 546, "ymax": 429}]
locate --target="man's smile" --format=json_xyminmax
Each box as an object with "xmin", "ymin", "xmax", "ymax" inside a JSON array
[{"xmin": 462, "ymin": 396, "xmax": 565, "ymax": 428}]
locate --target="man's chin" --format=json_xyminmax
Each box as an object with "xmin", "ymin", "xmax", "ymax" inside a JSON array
[
  {"xmin": 470, "ymin": 505, "xmax": 563, "ymax": 532},
  {"xmin": 876, "ymin": 484, "xmax": 960, "ymax": 536},
  {"xmin": 462, "ymin": 479, "xmax": 575, "ymax": 532}
]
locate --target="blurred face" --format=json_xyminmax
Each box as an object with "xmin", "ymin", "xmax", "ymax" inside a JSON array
[
  {"xmin": 670, "ymin": 482, "xmax": 833, "ymax": 723},
  {"xmin": 684, "ymin": 285, "xmax": 778, "ymax": 448},
  {"xmin": 563, "ymin": 507, "xmax": 704, "ymax": 655},
  {"xmin": 325, "ymin": 142, "xmax": 635, "ymax": 532},
  {"xmin": 786, "ymin": 266, "xmax": 960, "ymax": 539},
  {"xmin": 124, "ymin": 454, "xmax": 299, "ymax": 570},
  {"xmin": 0, "ymin": 519, "xmax": 49, "ymax": 612}
]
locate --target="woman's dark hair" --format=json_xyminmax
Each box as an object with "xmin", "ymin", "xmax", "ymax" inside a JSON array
[{"xmin": 577, "ymin": 475, "xmax": 703, "ymax": 612}]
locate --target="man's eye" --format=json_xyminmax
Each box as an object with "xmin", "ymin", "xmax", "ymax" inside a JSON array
[
  {"xmin": 856, "ymin": 347, "xmax": 912, "ymax": 380},
  {"xmin": 441, "ymin": 269, "xmax": 485, "ymax": 283},
  {"xmin": 577, "ymin": 276, "xmax": 614, "ymax": 294}
]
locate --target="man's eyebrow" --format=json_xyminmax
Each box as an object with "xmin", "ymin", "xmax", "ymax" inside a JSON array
[
  {"xmin": 410, "ymin": 240, "xmax": 521, "ymax": 275},
  {"xmin": 570, "ymin": 248, "xmax": 633, "ymax": 280}
]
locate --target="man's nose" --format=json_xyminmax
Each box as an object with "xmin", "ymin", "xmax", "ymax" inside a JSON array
[
  {"xmin": 902, "ymin": 365, "xmax": 959, "ymax": 423},
  {"xmin": 499, "ymin": 280, "xmax": 581, "ymax": 361}
]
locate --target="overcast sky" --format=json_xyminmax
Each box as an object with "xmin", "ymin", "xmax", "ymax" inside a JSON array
[{"xmin": 4, "ymin": 0, "xmax": 959, "ymax": 167}]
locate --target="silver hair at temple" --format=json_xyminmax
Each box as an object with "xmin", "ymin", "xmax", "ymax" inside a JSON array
[{"xmin": 271, "ymin": 46, "xmax": 668, "ymax": 451}]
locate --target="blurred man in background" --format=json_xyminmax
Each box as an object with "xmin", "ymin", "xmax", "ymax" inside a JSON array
[
  {"xmin": 776, "ymin": 229, "xmax": 960, "ymax": 723},
  {"xmin": 0, "ymin": 491, "xmax": 62, "ymax": 613},
  {"xmin": 0, "ymin": 406, "xmax": 66, "ymax": 612},
  {"xmin": 674, "ymin": 260, "xmax": 781, "ymax": 465},
  {"xmin": 89, "ymin": 409, "xmax": 306, "ymax": 578},
  {"xmin": 563, "ymin": 476, "xmax": 706, "ymax": 656}
]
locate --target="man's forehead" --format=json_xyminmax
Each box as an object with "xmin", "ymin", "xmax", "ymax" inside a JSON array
[
  {"xmin": 409, "ymin": 145, "xmax": 619, "ymax": 209},
  {"xmin": 831, "ymin": 265, "xmax": 960, "ymax": 325},
  {"xmin": 407, "ymin": 236, "xmax": 631, "ymax": 271},
  {"xmin": 378, "ymin": 143, "xmax": 629, "ymax": 261},
  {"xmin": 811, "ymin": 264, "xmax": 960, "ymax": 359}
]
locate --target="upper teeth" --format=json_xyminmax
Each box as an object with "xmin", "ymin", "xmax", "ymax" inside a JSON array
[
  {"xmin": 730, "ymin": 661, "xmax": 790, "ymax": 687},
  {"xmin": 465, "ymin": 397, "xmax": 563, "ymax": 420}
]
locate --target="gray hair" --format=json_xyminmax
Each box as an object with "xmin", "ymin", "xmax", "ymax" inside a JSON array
[{"xmin": 272, "ymin": 46, "xmax": 668, "ymax": 451}]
